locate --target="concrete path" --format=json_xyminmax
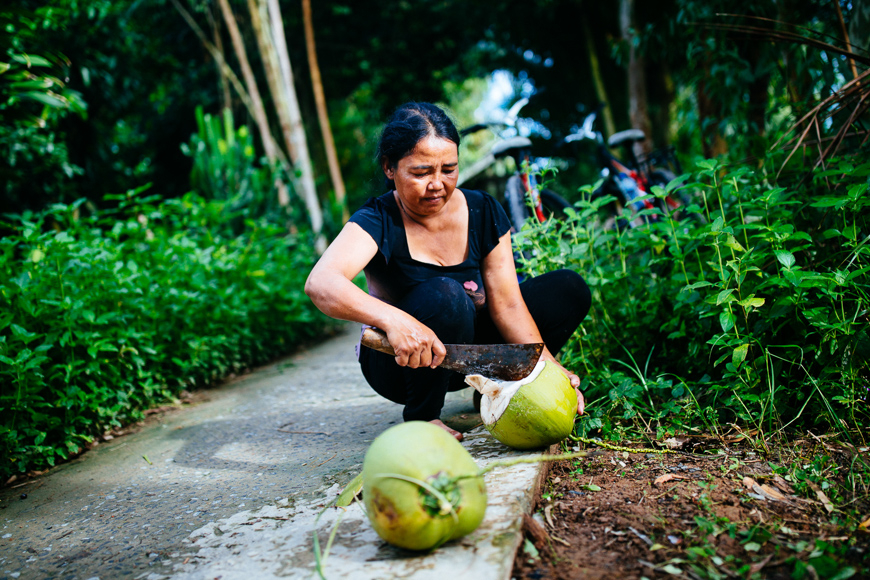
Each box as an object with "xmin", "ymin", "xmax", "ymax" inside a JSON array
[{"xmin": 0, "ymin": 325, "xmax": 548, "ymax": 580}]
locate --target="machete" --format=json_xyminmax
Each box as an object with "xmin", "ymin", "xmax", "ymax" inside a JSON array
[{"xmin": 360, "ymin": 327, "xmax": 543, "ymax": 381}]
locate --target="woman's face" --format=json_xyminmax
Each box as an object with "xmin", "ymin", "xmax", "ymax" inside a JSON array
[{"xmin": 385, "ymin": 135, "xmax": 459, "ymax": 216}]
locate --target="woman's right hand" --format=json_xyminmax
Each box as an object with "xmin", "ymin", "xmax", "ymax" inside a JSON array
[{"xmin": 385, "ymin": 316, "xmax": 447, "ymax": 370}]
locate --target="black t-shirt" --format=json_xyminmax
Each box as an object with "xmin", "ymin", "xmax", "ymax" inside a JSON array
[{"xmin": 348, "ymin": 189, "xmax": 512, "ymax": 309}]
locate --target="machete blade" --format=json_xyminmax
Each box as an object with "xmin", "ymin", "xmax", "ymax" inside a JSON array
[{"xmin": 441, "ymin": 342, "xmax": 544, "ymax": 381}]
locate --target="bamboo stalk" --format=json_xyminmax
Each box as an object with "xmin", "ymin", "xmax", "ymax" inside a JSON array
[
  {"xmin": 833, "ymin": 0, "xmax": 860, "ymax": 82},
  {"xmin": 303, "ymin": 0, "xmax": 348, "ymax": 221},
  {"xmin": 265, "ymin": 0, "xmax": 325, "ymax": 250},
  {"xmin": 204, "ymin": 4, "xmax": 231, "ymax": 110},
  {"xmin": 216, "ymin": 0, "xmax": 277, "ymax": 164},
  {"xmin": 247, "ymin": 0, "xmax": 294, "ymax": 207}
]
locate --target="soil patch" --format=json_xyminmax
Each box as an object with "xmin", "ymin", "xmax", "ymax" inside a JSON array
[{"xmin": 512, "ymin": 443, "xmax": 869, "ymax": 580}]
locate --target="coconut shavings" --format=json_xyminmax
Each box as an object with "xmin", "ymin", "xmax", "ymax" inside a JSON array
[{"xmin": 465, "ymin": 361, "xmax": 546, "ymax": 425}]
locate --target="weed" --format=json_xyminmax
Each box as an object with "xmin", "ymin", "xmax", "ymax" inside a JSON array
[{"xmin": 513, "ymin": 156, "xmax": 869, "ymax": 441}]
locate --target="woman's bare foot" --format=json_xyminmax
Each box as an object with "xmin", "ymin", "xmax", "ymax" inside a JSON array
[{"xmin": 430, "ymin": 419, "xmax": 463, "ymax": 442}]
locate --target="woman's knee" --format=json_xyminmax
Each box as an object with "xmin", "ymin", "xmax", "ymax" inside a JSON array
[
  {"xmin": 521, "ymin": 270, "xmax": 591, "ymax": 348},
  {"xmin": 525, "ymin": 269, "xmax": 591, "ymax": 315},
  {"xmin": 557, "ymin": 269, "xmax": 591, "ymax": 316}
]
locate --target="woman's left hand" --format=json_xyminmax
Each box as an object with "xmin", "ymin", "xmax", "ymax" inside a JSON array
[
  {"xmin": 479, "ymin": 233, "xmax": 585, "ymax": 415},
  {"xmin": 545, "ymin": 357, "xmax": 585, "ymax": 415}
]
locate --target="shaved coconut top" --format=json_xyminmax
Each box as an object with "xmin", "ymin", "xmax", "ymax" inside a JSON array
[{"xmin": 465, "ymin": 361, "xmax": 546, "ymax": 425}]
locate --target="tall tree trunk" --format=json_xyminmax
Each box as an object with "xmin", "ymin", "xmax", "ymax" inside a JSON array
[
  {"xmin": 581, "ymin": 16, "xmax": 616, "ymax": 139},
  {"xmin": 247, "ymin": 0, "xmax": 298, "ymax": 163},
  {"xmin": 620, "ymin": 0, "xmax": 652, "ymax": 156},
  {"xmin": 303, "ymin": 0, "xmax": 348, "ymax": 221},
  {"xmin": 265, "ymin": 0, "xmax": 325, "ymax": 251},
  {"xmin": 216, "ymin": 0, "xmax": 277, "ymax": 165}
]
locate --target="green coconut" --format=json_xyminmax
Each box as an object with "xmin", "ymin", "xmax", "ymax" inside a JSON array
[
  {"xmin": 362, "ymin": 421, "xmax": 487, "ymax": 551},
  {"xmin": 465, "ymin": 361, "xmax": 577, "ymax": 450}
]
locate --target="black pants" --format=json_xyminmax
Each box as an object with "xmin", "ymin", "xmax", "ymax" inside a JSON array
[{"xmin": 358, "ymin": 269, "xmax": 591, "ymax": 422}]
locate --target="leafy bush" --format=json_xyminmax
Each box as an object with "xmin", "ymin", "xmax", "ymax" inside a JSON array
[
  {"xmin": 182, "ymin": 106, "xmax": 290, "ymax": 228},
  {"xmin": 0, "ymin": 189, "xmax": 338, "ymax": 478},
  {"xmin": 514, "ymin": 157, "xmax": 869, "ymax": 441}
]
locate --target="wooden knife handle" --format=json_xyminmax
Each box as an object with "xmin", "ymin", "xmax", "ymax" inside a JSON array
[{"xmin": 360, "ymin": 327, "xmax": 396, "ymax": 356}]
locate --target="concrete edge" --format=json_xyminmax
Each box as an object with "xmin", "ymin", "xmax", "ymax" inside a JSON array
[
  {"xmin": 162, "ymin": 429, "xmax": 561, "ymax": 580},
  {"xmin": 495, "ymin": 442, "xmax": 558, "ymax": 580}
]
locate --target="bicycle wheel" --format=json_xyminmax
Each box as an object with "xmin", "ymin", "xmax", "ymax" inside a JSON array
[
  {"xmin": 540, "ymin": 189, "xmax": 572, "ymax": 220},
  {"xmin": 504, "ymin": 175, "xmax": 571, "ymax": 231},
  {"xmin": 504, "ymin": 175, "xmax": 529, "ymax": 231}
]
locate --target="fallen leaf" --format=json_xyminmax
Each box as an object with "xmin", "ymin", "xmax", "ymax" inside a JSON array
[
  {"xmin": 759, "ymin": 484, "xmax": 787, "ymax": 501},
  {"xmin": 650, "ymin": 543, "xmax": 665, "ymax": 551},
  {"xmin": 816, "ymin": 490, "xmax": 834, "ymax": 513},
  {"xmin": 655, "ymin": 473, "xmax": 690, "ymax": 486},
  {"xmin": 629, "ymin": 526, "xmax": 653, "ymax": 546},
  {"xmin": 772, "ymin": 474, "xmax": 794, "ymax": 495},
  {"xmin": 662, "ymin": 438, "xmax": 684, "ymax": 450},
  {"xmin": 742, "ymin": 477, "xmax": 787, "ymax": 502},
  {"xmin": 523, "ymin": 538, "xmax": 540, "ymax": 561},
  {"xmin": 748, "ymin": 553, "xmax": 775, "ymax": 575},
  {"xmin": 335, "ymin": 472, "xmax": 363, "ymax": 507},
  {"xmin": 859, "ymin": 517, "xmax": 870, "ymax": 531},
  {"xmin": 550, "ymin": 534, "xmax": 570, "ymax": 546},
  {"xmin": 544, "ymin": 504, "xmax": 555, "ymax": 528},
  {"xmin": 661, "ymin": 564, "xmax": 683, "ymax": 575},
  {"xmin": 582, "ymin": 483, "xmax": 602, "ymax": 492}
]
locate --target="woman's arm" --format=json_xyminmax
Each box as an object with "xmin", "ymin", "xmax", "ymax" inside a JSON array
[
  {"xmin": 304, "ymin": 222, "xmax": 446, "ymax": 369},
  {"xmin": 481, "ymin": 232, "xmax": 585, "ymax": 414}
]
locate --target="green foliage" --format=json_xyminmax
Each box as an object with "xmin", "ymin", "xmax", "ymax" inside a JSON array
[
  {"xmin": 182, "ymin": 106, "xmax": 296, "ymax": 231},
  {"xmin": 0, "ymin": 7, "xmax": 87, "ymax": 122},
  {"xmin": 514, "ymin": 156, "xmax": 869, "ymax": 439},
  {"xmin": 1, "ymin": 6, "xmax": 88, "ymax": 211},
  {"xmin": 0, "ymin": 189, "xmax": 339, "ymax": 479},
  {"xmin": 1, "ymin": 0, "xmax": 223, "ymax": 214}
]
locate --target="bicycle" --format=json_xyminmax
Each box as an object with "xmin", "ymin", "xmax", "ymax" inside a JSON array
[
  {"xmin": 561, "ymin": 104, "xmax": 698, "ymax": 230},
  {"xmin": 457, "ymin": 98, "xmax": 571, "ymax": 232}
]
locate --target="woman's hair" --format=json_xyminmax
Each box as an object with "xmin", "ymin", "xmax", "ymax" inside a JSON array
[{"xmin": 376, "ymin": 102, "xmax": 460, "ymax": 189}]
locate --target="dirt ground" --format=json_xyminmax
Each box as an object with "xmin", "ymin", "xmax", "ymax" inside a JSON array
[{"xmin": 512, "ymin": 439, "xmax": 870, "ymax": 580}]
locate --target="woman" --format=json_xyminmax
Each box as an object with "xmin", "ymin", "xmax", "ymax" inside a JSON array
[{"xmin": 305, "ymin": 102, "xmax": 590, "ymax": 441}]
